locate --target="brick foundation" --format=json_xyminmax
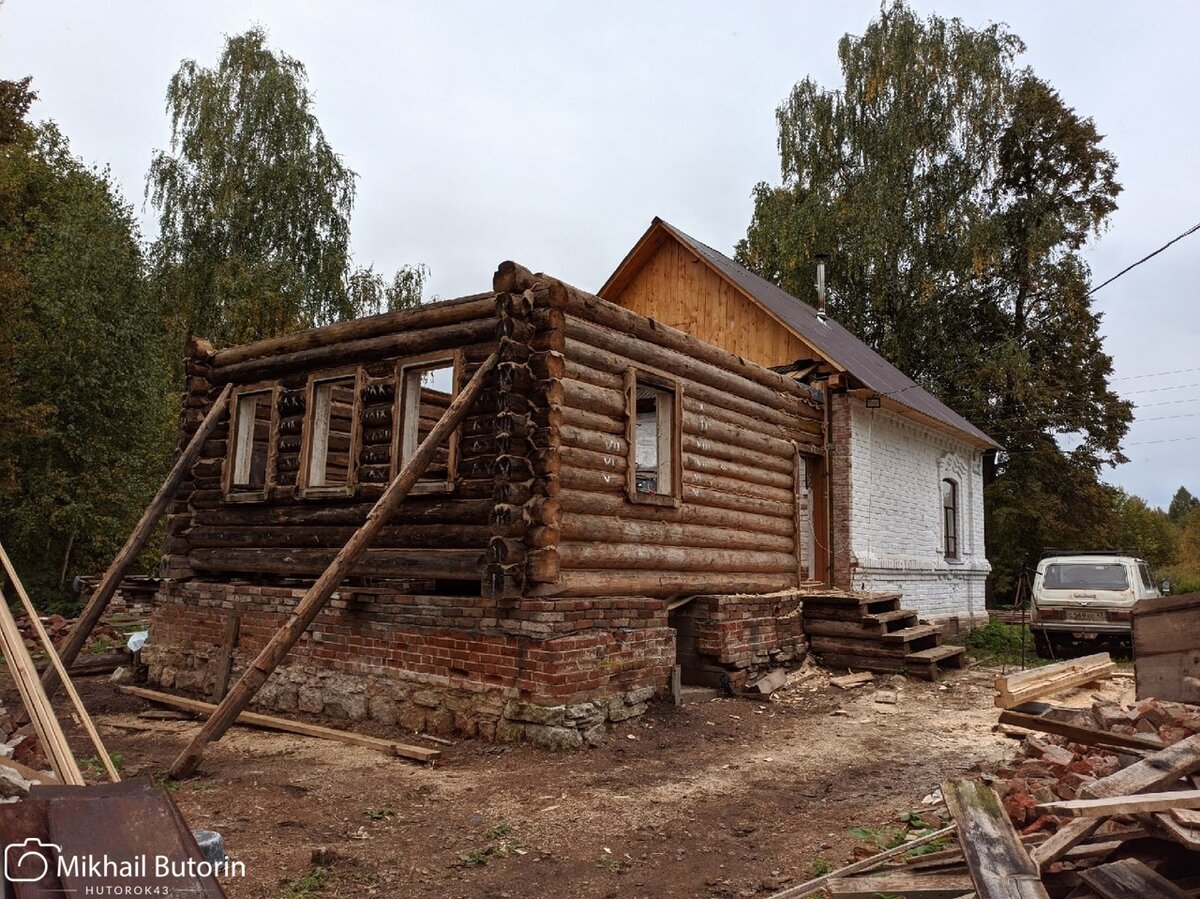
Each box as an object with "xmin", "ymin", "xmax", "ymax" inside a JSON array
[
  {"xmin": 146, "ymin": 581, "xmax": 674, "ymax": 747},
  {"xmin": 147, "ymin": 581, "xmax": 811, "ymax": 745}
]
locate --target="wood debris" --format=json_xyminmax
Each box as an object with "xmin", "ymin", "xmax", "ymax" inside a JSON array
[{"xmin": 994, "ymin": 652, "xmax": 1117, "ymax": 709}]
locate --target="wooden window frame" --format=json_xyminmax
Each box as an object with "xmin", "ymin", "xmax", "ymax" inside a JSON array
[
  {"xmin": 623, "ymin": 367, "xmax": 683, "ymax": 508},
  {"xmin": 297, "ymin": 366, "xmax": 364, "ymax": 499},
  {"xmin": 391, "ymin": 350, "xmax": 463, "ymax": 495},
  {"xmin": 222, "ymin": 382, "xmax": 279, "ymax": 503},
  {"xmin": 942, "ymin": 477, "xmax": 959, "ymax": 560}
]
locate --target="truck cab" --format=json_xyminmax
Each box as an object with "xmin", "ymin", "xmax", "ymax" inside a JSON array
[{"xmin": 1030, "ymin": 553, "xmax": 1160, "ymax": 656}]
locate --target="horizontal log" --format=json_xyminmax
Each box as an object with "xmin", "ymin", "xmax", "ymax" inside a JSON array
[
  {"xmin": 559, "ymin": 445, "xmax": 626, "ymax": 475},
  {"xmin": 682, "ymin": 452, "xmax": 793, "ymax": 491},
  {"xmin": 190, "ymin": 498, "xmax": 494, "ymax": 527},
  {"xmin": 558, "ymin": 489, "xmax": 794, "ymax": 537},
  {"xmin": 559, "ymin": 405, "xmax": 624, "ymax": 435},
  {"xmin": 563, "ymin": 314, "xmax": 817, "ymax": 415},
  {"xmin": 188, "ymin": 547, "xmax": 484, "ymax": 580},
  {"xmin": 185, "ymin": 524, "xmax": 493, "ymax": 550},
  {"xmin": 557, "ymin": 542, "xmax": 796, "ymax": 573},
  {"xmin": 681, "ymin": 469, "xmax": 794, "ymax": 505},
  {"xmin": 564, "ymin": 336, "xmax": 816, "ymax": 434},
  {"xmin": 559, "ymin": 424, "xmax": 627, "ymax": 457},
  {"xmin": 528, "ymin": 570, "xmax": 799, "ymax": 598},
  {"xmin": 553, "ymin": 378, "xmax": 625, "ymax": 419},
  {"xmin": 683, "ymin": 409, "xmax": 794, "ymax": 459},
  {"xmin": 210, "ymin": 321, "xmax": 498, "ymax": 384},
  {"xmin": 210, "ymin": 294, "xmax": 495, "ymax": 367},
  {"xmin": 542, "ymin": 279, "xmax": 824, "ymax": 405},
  {"xmin": 560, "ymin": 514, "xmax": 793, "ymax": 554}
]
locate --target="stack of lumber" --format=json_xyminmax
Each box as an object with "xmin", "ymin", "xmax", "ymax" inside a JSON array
[
  {"xmin": 994, "ymin": 653, "xmax": 1117, "ymax": 709},
  {"xmin": 1133, "ymin": 591, "xmax": 1200, "ymax": 704},
  {"xmin": 801, "ymin": 589, "xmax": 966, "ymax": 680}
]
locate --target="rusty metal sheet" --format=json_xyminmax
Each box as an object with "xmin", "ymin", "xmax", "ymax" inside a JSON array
[
  {"xmin": 0, "ymin": 799, "xmax": 64, "ymax": 899},
  {"xmin": 45, "ymin": 789, "xmax": 226, "ymax": 898}
]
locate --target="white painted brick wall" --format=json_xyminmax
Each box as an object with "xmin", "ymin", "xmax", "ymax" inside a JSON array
[{"xmin": 845, "ymin": 401, "xmax": 990, "ymax": 628}]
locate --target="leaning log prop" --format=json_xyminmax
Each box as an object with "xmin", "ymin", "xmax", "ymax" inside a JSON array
[
  {"xmin": 42, "ymin": 382, "xmax": 234, "ymax": 699},
  {"xmin": 168, "ymin": 352, "xmax": 499, "ymax": 778}
]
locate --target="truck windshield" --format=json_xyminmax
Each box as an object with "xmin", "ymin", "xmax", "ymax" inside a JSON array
[{"xmin": 1042, "ymin": 563, "xmax": 1129, "ymax": 591}]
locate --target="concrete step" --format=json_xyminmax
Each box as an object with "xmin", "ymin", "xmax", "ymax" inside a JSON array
[{"xmin": 679, "ymin": 685, "xmax": 720, "ymax": 706}]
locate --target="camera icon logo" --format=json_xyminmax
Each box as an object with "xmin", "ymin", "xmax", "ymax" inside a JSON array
[{"xmin": 5, "ymin": 838, "xmax": 60, "ymax": 883}]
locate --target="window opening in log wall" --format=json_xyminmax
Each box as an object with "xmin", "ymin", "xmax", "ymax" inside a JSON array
[
  {"xmin": 398, "ymin": 358, "xmax": 457, "ymax": 486},
  {"xmin": 306, "ymin": 375, "xmax": 358, "ymax": 488},
  {"xmin": 230, "ymin": 390, "xmax": 273, "ymax": 490},
  {"xmin": 625, "ymin": 369, "xmax": 681, "ymax": 506}
]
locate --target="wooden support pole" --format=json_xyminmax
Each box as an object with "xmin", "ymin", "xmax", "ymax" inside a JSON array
[
  {"xmin": 0, "ymin": 541, "xmax": 85, "ymax": 785},
  {"xmin": 43, "ymin": 383, "xmax": 234, "ymax": 699},
  {"xmin": 168, "ymin": 353, "xmax": 499, "ymax": 778}
]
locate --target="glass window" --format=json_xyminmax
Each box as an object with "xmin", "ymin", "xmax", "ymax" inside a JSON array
[
  {"xmin": 307, "ymin": 375, "xmax": 357, "ymax": 487},
  {"xmin": 1138, "ymin": 562, "xmax": 1155, "ymax": 591},
  {"xmin": 231, "ymin": 390, "xmax": 272, "ymax": 489},
  {"xmin": 399, "ymin": 359, "xmax": 456, "ymax": 482},
  {"xmin": 942, "ymin": 478, "xmax": 958, "ymax": 558},
  {"xmin": 634, "ymin": 381, "xmax": 676, "ymax": 497},
  {"xmin": 1042, "ymin": 563, "xmax": 1130, "ymax": 591}
]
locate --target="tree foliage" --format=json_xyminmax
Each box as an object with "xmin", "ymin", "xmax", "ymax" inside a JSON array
[
  {"xmin": 1168, "ymin": 486, "xmax": 1199, "ymax": 525},
  {"xmin": 736, "ymin": 2, "xmax": 1132, "ymax": 595},
  {"xmin": 0, "ymin": 78, "xmax": 173, "ymax": 609},
  {"xmin": 147, "ymin": 28, "xmax": 424, "ymax": 348}
]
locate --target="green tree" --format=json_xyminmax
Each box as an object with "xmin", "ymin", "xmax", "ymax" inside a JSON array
[
  {"xmin": 0, "ymin": 79, "xmax": 173, "ymax": 609},
  {"xmin": 1168, "ymin": 486, "xmax": 1199, "ymax": 525},
  {"xmin": 147, "ymin": 28, "xmax": 425, "ymax": 348},
  {"xmin": 1114, "ymin": 492, "xmax": 1177, "ymax": 569},
  {"xmin": 736, "ymin": 2, "xmax": 1131, "ymax": 595}
]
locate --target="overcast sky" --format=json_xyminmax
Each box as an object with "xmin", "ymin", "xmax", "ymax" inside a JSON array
[{"xmin": 3, "ymin": 1, "xmax": 1197, "ymax": 508}]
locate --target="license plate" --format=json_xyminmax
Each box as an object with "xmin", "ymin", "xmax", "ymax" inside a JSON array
[{"xmin": 1067, "ymin": 610, "xmax": 1107, "ymax": 623}]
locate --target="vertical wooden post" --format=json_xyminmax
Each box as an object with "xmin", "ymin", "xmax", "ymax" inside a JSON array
[
  {"xmin": 210, "ymin": 613, "xmax": 241, "ymax": 703},
  {"xmin": 169, "ymin": 353, "xmax": 498, "ymax": 778},
  {"xmin": 43, "ymin": 383, "xmax": 234, "ymax": 699}
]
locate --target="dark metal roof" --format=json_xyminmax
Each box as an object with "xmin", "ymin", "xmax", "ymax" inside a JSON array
[{"xmin": 650, "ymin": 219, "xmax": 999, "ymax": 450}]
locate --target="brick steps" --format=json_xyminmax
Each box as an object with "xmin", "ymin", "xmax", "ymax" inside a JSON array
[{"xmin": 801, "ymin": 589, "xmax": 965, "ymax": 681}]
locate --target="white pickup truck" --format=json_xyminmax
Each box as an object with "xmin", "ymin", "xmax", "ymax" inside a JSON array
[{"xmin": 1030, "ymin": 553, "xmax": 1164, "ymax": 656}]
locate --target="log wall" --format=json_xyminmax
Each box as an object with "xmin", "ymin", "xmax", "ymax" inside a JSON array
[{"xmin": 490, "ymin": 263, "xmax": 827, "ymax": 601}]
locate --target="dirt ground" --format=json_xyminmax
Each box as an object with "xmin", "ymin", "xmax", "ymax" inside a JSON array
[{"xmin": 2, "ymin": 661, "xmax": 1134, "ymax": 899}]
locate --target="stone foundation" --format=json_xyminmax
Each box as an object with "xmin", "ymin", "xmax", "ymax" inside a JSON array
[{"xmin": 146, "ymin": 581, "xmax": 674, "ymax": 748}]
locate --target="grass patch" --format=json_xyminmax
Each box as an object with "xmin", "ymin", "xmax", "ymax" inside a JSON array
[
  {"xmin": 80, "ymin": 751, "xmax": 123, "ymax": 779},
  {"xmin": 948, "ymin": 619, "xmax": 1046, "ymax": 667},
  {"xmin": 279, "ymin": 868, "xmax": 326, "ymax": 899},
  {"xmin": 452, "ymin": 823, "xmax": 525, "ymax": 869}
]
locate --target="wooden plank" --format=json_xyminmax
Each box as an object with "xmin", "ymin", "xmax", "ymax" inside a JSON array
[
  {"xmin": 827, "ymin": 872, "xmax": 973, "ymax": 898},
  {"xmin": 1080, "ymin": 734, "xmax": 1200, "ymax": 799},
  {"xmin": 1169, "ymin": 807, "xmax": 1200, "ymax": 826},
  {"xmin": 995, "ymin": 654, "xmax": 1116, "ymax": 709},
  {"xmin": 167, "ymin": 353, "xmax": 496, "ymax": 778},
  {"xmin": 120, "ymin": 686, "xmax": 439, "ymax": 763},
  {"xmin": 44, "ymin": 383, "xmax": 233, "ymax": 697},
  {"xmin": 1038, "ymin": 789, "xmax": 1200, "ymax": 817},
  {"xmin": 942, "ymin": 779, "xmax": 1049, "ymax": 899},
  {"xmin": 1080, "ymin": 859, "xmax": 1191, "ymax": 899},
  {"xmin": 1149, "ymin": 812, "xmax": 1200, "ymax": 851},
  {"xmin": 762, "ymin": 825, "xmax": 957, "ymax": 899},
  {"xmin": 1030, "ymin": 817, "xmax": 1104, "ymax": 868},
  {"xmin": 998, "ymin": 709, "xmax": 1164, "ymax": 752}
]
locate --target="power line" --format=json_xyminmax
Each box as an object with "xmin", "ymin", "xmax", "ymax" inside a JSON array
[
  {"xmin": 1112, "ymin": 365, "xmax": 1200, "ymax": 382},
  {"xmin": 1088, "ymin": 219, "xmax": 1200, "ymax": 296},
  {"xmin": 1122, "ymin": 381, "xmax": 1200, "ymax": 396},
  {"xmin": 1125, "ymin": 434, "xmax": 1200, "ymax": 447}
]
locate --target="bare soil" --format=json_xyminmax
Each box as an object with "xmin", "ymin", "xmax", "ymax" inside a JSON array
[{"xmin": 5, "ymin": 662, "xmax": 1084, "ymax": 899}]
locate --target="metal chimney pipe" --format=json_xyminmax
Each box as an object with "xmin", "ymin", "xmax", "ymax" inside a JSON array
[{"xmin": 815, "ymin": 254, "xmax": 829, "ymax": 322}]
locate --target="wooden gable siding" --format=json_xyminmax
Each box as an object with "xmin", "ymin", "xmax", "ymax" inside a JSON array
[{"xmin": 607, "ymin": 238, "xmax": 817, "ymax": 370}]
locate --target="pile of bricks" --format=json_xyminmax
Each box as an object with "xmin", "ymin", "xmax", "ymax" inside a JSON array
[
  {"xmin": 0, "ymin": 707, "xmax": 48, "ymax": 784},
  {"xmin": 993, "ymin": 696, "xmax": 1200, "ymax": 834}
]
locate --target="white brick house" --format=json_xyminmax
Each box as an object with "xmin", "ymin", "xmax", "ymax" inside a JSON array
[{"xmin": 601, "ymin": 218, "xmax": 999, "ymax": 632}]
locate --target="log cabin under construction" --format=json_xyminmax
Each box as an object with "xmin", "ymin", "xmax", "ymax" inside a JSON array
[{"xmin": 146, "ymin": 219, "xmax": 995, "ymax": 744}]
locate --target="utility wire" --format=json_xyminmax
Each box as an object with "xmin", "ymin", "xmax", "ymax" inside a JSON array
[{"xmin": 1088, "ymin": 219, "xmax": 1200, "ymax": 296}]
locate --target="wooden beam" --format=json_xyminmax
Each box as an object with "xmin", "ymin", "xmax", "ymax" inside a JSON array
[
  {"xmin": 762, "ymin": 825, "xmax": 958, "ymax": 899},
  {"xmin": 1038, "ymin": 789, "xmax": 1200, "ymax": 817},
  {"xmin": 210, "ymin": 613, "xmax": 240, "ymax": 703},
  {"xmin": 998, "ymin": 708, "xmax": 1164, "ymax": 753},
  {"xmin": 826, "ymin": 873, "xmax": 973, "ymax": 898},
  {"xmin": 44, "ymin": 383, "xmax": 233, "ymax": 699},
  {"xmin": 1029, "ymin": 817, "xmax": 1104, "ymax": 868},
  {"xmin": 994, "ymin": 654, "xmax": 1115, "ymax": 709},
  {"xmin": 168, "ymin": 352, "xmax": 498, "ymax": 778},
  {"xmin": 942, "ymin": 779, "xmax": 1049, "ymax": 899},
  {"xmin": 1080, "ymin": 859, "xmax": 1191, "ymax": 899},
  {"xmin": 1079, "ymin": 733, "xmax": 1200, "ymax": 799},
  {"xmin": 121, "ymin": 686, "xmax": 438, "ymax": 763},
  {"xmin": 0, "ymin": 542, "xmax": 84, "ymax": 784}
]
